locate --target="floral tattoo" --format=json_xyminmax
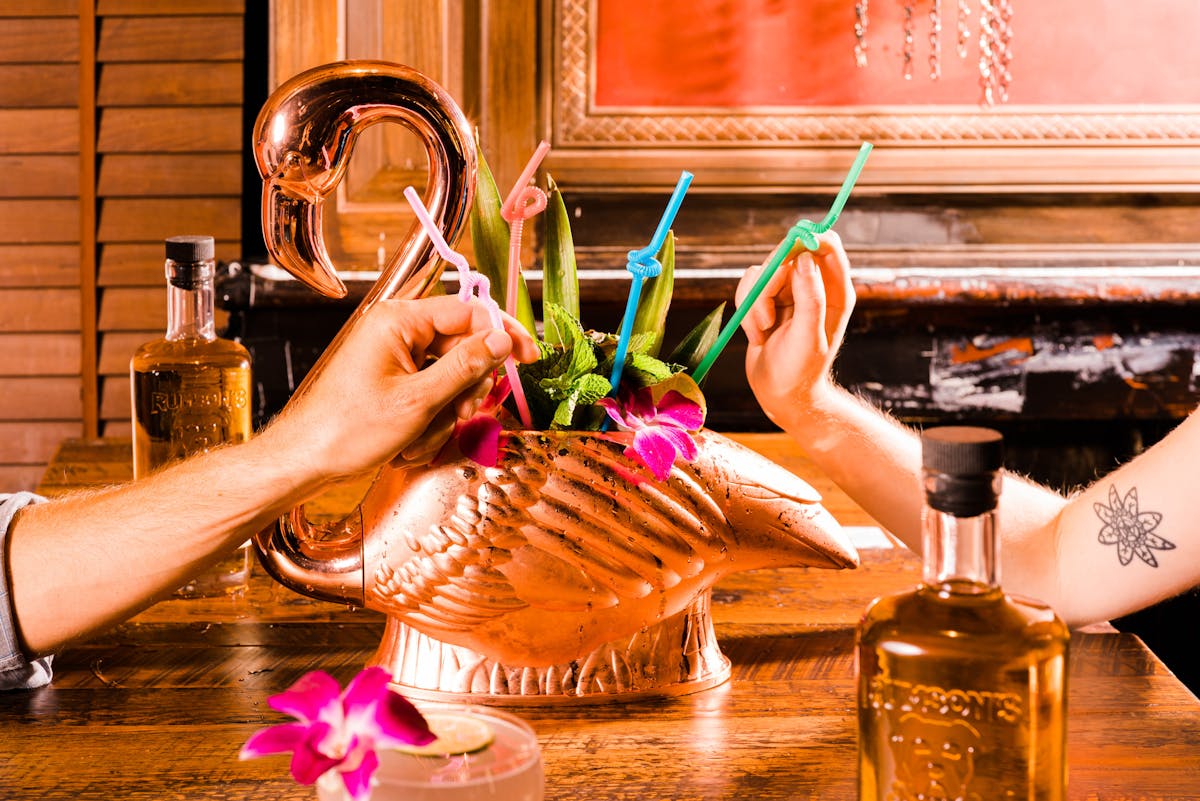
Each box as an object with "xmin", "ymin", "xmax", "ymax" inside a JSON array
[{"xmin": 1093, "ymin": 485, "xmax": 1175, "ymax": 567}]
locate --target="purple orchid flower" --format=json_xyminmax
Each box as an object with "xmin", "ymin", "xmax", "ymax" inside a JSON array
[
  {"xmin": 596, "ymin": 386, "xmax": 703, "ymax": 481},
  {"xmin": 240, "ymin": 666, "xmax": 434, "ymax": 800}
]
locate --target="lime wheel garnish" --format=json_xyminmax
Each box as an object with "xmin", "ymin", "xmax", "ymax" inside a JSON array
[{"xmin": 396, "ymin": 713, "xmax": 495, "ymax": 756}]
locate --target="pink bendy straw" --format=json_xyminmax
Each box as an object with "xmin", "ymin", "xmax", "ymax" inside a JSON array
[
  {"xmin": 403, "ymin": 186, "xmax": 534, "ymax": 429},
  {"xmin": 500, "ymin": 140, "xmax": 551, "ymax": 319}
]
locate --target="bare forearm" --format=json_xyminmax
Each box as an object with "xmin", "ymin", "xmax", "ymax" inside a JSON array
[
  {"xmin": 2, "ymin": 296, "xmax": 534, "ymax": 658},
  {"xmin": 735, "ymin": 232, "xmax": 1192, "ymax": 625},
  {"xmin": 774, "ymin": 384, "xmax": 926, "ymax": 547},
  {"xmin": 8, "ymin": 426, "xmax": 325, "ymax": 655},
  {"xmin": 778, "ymin": 385, "xmax": 1077, "ymax": 613}
]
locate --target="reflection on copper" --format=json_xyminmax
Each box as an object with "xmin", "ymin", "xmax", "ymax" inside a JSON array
[
  {"xmin": 252, "ymin": 60, "xmax": 475, "ymax": 303},
  {"xmin": 259, "ymin": 430, "xmax": 858, "ymax": 703}
]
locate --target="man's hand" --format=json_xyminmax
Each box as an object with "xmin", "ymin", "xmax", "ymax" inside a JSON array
[
  {"xmin": 736, "ymin": 231, "xmax": 855, "ymax": 431},
  {"xmin": 266, "ymin": 295, "xmax": 539, "ymax": 480}
]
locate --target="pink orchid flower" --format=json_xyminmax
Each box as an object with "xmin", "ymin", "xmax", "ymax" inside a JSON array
[
  {"xmin": 449, "ymin": 373, "xmax": 511, "ymax": 467},
  {"xmin": 240, "ymin": 666, "xmax": 434, "ymax": 801},
  {"xmin": 596, "ymin": 386, "xmax": 704, "ymax": 481}
]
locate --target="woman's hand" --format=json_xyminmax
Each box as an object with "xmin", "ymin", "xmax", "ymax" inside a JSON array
[{"xmin": 736, "ymin": 231, "xmax": 855, "ymax": 430}]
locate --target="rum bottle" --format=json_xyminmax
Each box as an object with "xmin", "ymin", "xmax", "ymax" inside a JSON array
[
  {"xmin": 131, "ymin": 235, "xmax": 253, "ymax": 597},
  {"xmin": 857, "ymin": 426, "xmax": 1069, "ymax": 801}
]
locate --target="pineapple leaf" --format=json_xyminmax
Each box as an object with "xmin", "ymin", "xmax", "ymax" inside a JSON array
[
  {"xmin": 630, "ymin": 230, "xmax": 675, "ymax": 358},
  {"xmin": 669, "ymin": 302, "xmax": 727, "ymax": 373},
  {"xmin": 542, "ymin": 175, "xmax": 581, "ymax": 345},
  {"xmin": 469, "ymin": 147, "xmax": 536, "ymax": 335}
]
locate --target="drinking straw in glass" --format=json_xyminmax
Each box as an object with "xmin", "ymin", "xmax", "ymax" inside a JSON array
[
  {"xmin": 500, "ymin": 141, "xmax": 551, "ymax": 319},
  {"xmin": 404, "ymin": 186, "xmax": 534, "ymax": 429},
  {"xmin": 690, "ymin": 142, "xmax": 873, "ymax": 385},
  {"xmin": 602, "ymin": 170, "xmax": 694, "ymax": 429}
]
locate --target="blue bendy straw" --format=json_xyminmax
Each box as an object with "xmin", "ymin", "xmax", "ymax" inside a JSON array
[
  {"xmin": 690, "ymin": 142, "xmax": 873, "ymax": 385},
  {"xmin": 602, "ymin": 170, "xmax": 694, "ymax": 427}
]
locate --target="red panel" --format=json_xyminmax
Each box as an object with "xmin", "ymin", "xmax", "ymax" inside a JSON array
[{"xmin": 594, "ymin": 0, "xmax": 1200, "ymax": 107}]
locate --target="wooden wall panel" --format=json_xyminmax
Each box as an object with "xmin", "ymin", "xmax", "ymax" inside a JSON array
[
  {"xmin": 0, "ymin": 199, "xmax": 78, "ymax": 243},
  {"xmin": 0, "ymin": 65, "xmax": 78, "ymax": 107},
  {"xmin": 97, "ymin": 198, "xmax": 240, "ymax": 242},
  {"xmin": 99, "ymin": 62, "xmax": 242, "ymax": 106},
  {"xmin": 0, "ymin": 333, "xmax": 80, "ymax": 374},
  {"xmin": 0, "ymin": 421, "xmax": 84, "ymax": 463},
  {"xmin": 97, "ymin": 16, "xmax": 242, "ymax": 62},
  {"xmin": 0, "ymin": 4, "xmax": 246, "ymax": 488},
  {"xmin": 96, "ymin": 242, "xmax": 161, "ymax": 285},
  {"xmin": 0, "ymin": 155, "xmax": 79, "ymax": 198},
  {"xmin": 0, "ymin": 6, "xmax": 82, "ymax": 489},
  {"xmin": 97, "ymin": 287, "xmax": 164, "ymax": 331},
  {"xmin": 98, "ymin": 154, "xmax": 241, "ymax": 197},
  {"xmin": 0, "ymin": 109, "xmax": 78, "ymax": 153},
  {"xmin": 0, "ymin": 18, "xmax": 78, "ymax": 61},
  {"xmin": 97, "ymin": 108, "xmax": 241, "ymax": 152},
  {"xmin": 0, "ymin": 466, "xmax": 51, "ymax": 490},
  {"xmin": 97, "ymin": 1, "xmax": 243, "ymax": 14},
  {"xmin": 0, "ymin": 378, "xmax": 82, "ymax": 419},
  {"xmin": 97, "ymin": 331, "xmax": 144, "ymax": 373},
  {"xmin": 0, "ymin": 289, "xmax": 80, "ymax": 332},
  {"xmin": 99, "ymin": 374, "xmax": 130, "ymax": 423},
  {"xmin": 0, "ymin": 1, "xmax": 77, "ymax": 16},
  {"xmin": 103, "ymin": 421, "xmax": 132, "ymax": 438},
  {"xmin": 0, "ymin": 245, "xmax": 78, "ymax": 287},
  {"xmin": 79, "ymin": 2, "xmax": 98, "ymax": 441},
  {"xmin": 92, "ymin": 10, "xmax": 245, "ymax": 434}
]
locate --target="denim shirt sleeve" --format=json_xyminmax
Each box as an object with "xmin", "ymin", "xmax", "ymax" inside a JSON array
[{"xmin": 0, "ymin": 492, "xmax": 54, "ymax": 690}]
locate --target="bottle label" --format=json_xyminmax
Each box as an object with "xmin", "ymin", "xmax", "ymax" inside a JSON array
[
  {"xmin": 867, "ymin": 676, "xmax": 1024, "ymax": 724},
  {"xmin": 149, "ymin": 387, "xmax": 249, "ymax": 414},
  {"xmin": 132, "ymin": 365, "xmax": 252, "ymax": 476},
  {"xmin": 866, "ymin": 676, "xmax": 1025, "ymax": 801},
  {"xmin": 150, "ymin": 388, "xmax": 248, "ymax": 450}
]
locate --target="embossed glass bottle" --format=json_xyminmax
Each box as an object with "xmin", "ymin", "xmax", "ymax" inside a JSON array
[
  {"xmin": 857, "ymin": 426, "xmax": 1069, "ymax": 801},
  {"xmin": 131, "ymin": 235, "xmax": 253, "ymax": 597}
]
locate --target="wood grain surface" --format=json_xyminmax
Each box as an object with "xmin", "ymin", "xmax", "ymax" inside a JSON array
[{"xmin": 2, "ymin": 437, "xmax": 1198, "ymax": 800}]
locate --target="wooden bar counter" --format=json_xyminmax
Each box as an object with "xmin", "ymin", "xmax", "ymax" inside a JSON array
[{"xmin": 2, "ymin": 435, "xmax": 1199, "ymax": 800}]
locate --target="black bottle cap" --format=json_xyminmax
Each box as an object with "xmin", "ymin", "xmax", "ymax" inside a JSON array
[
  {"xmin": 921, "ymin": 426, "xmax": 1003, "ymax": 516},
  {"xmin": 165, "ymin": 235, "xmax": 215, "ymax": 264},
  {"xmin": 922, "ymin": 426, "xmax": 1004, "ymax": 475}
]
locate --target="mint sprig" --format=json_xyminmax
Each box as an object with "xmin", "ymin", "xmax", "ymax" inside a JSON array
[{"xmin": 466, "ymin": 152, "xmax": 725, "ymax": 432}]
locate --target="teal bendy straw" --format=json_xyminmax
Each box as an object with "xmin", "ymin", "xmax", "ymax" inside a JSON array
[
  {"xmin": 690, "ymin": 142, "xmax": 873, "ymax": 385},
  {"xmin": 603, "ymin": 170, "xmax": 694, "ymax": 422}
]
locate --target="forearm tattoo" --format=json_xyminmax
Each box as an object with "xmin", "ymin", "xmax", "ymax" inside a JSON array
[{"xmin": 1093, "ymin": 485, "xmax": 1176, "ymax": 567}]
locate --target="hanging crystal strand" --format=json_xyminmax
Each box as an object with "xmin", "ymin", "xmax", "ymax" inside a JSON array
[
  {"xmin": 996, "ymin": 0, "xmax": 1014, "ymax": 102},
  {"xmin": 956, "ymin": 0, "xmax": 972, "ymax": 58},
  {"xmin": 929, "ymin": 0, "xmax": 943, "ymax": 79},
  {"xmin": 902, "ymin": 2, "xmax": 915, "ymax": 80},
  {"xmin": 978, "ymin": 0, "xmax": 998, "ymax": 105},
  {"xmin": 855, "ymin": 0, "xmax": 870, "ymax": 67}
]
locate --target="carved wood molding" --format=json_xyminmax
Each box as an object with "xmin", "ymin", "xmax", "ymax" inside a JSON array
[{"xmin": 544, "ymin": 0, "xmax": 1200, "ymax": 191}]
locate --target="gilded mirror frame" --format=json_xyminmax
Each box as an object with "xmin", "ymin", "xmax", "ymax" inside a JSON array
[{"xmin": 541, "ymin": 0, "xmax": 1200, "ymax": 193}]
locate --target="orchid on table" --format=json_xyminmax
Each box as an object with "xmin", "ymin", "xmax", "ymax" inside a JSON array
[
  {"xmin": 447, "ymin": 151, "xmax": 725, "ymax": 481},
  {"xmin": 240, "ymin": 666, "xmax": 434, "ymax": 801}
]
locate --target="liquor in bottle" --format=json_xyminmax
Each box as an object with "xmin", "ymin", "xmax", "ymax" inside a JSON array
[
  {"xmin": 131, "ymin": 235, "xmax": 254, "ymax": 597},
  {"xmin": 857, "ymin": 426, "xmax": 1069, "ymax": 801}
]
